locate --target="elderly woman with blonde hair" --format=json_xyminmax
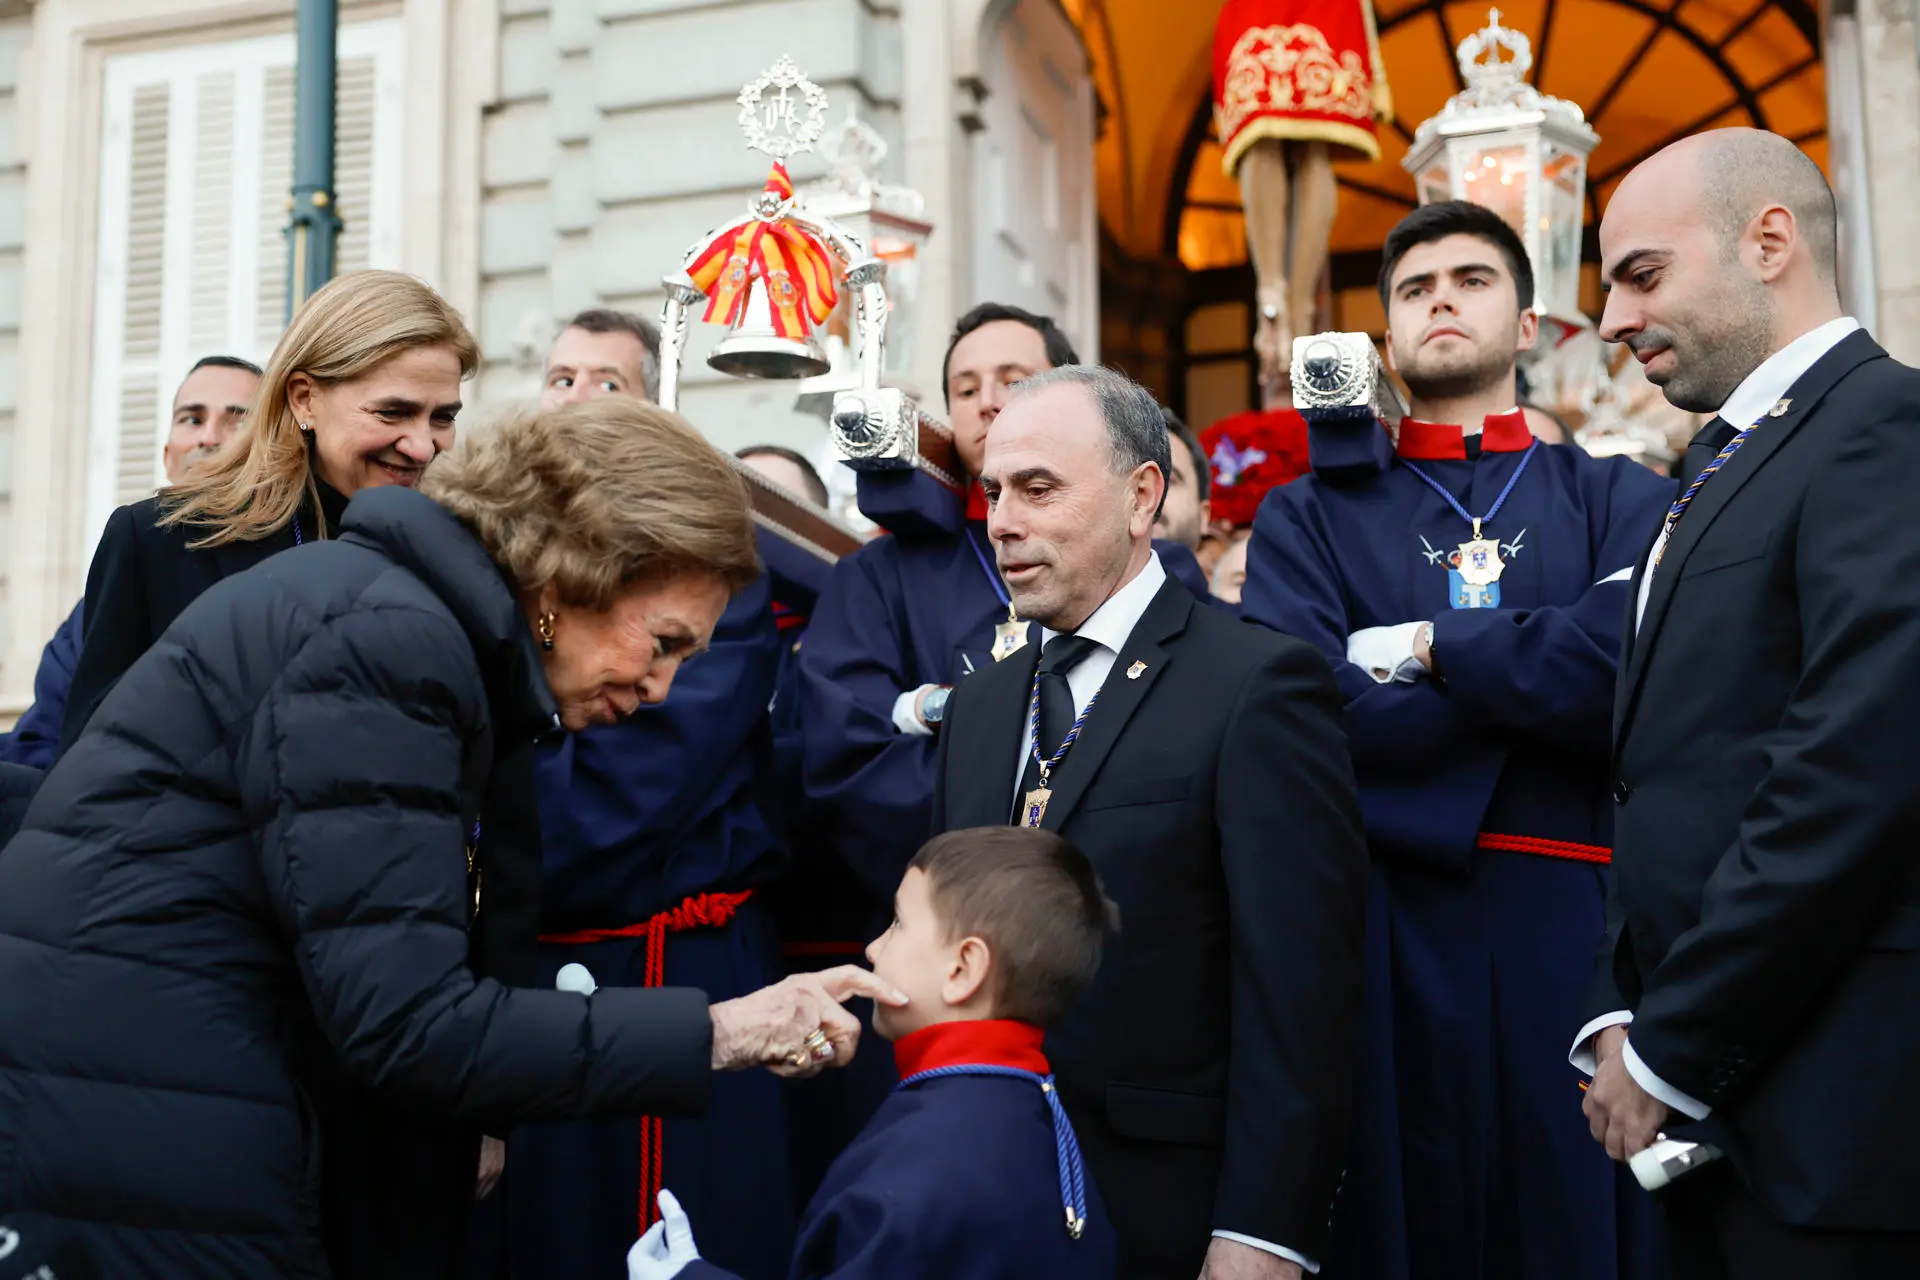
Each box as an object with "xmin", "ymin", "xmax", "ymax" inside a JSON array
[{"xmin": 0, "ymin": 395, "xmax": 902, "ymax": 1280}]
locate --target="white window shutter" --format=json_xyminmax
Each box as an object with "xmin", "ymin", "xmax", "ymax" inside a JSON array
[{"xmin": 85, "ymin": 21, "xmax": 407, "ymax": 555}]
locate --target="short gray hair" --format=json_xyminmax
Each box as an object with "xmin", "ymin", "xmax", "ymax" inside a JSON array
[
  {"xmin": 1010, "ymin": 364, "xmax": 1171, "ymax": 504},
  {"xmin": 561, "ymin": 307, "xmax": 662, "ymax": 402}
]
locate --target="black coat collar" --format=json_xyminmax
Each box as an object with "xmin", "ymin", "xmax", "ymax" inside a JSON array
[
  {"xmin": 340, "ymin": 487, "xmax": 560, "ymax": 749},
  {"xmin": 1615, "ymin": 328, "xmax": 1887, "ymax": 747},
  {"xmin": 946, "ymin": 575, "xmax": 1196, "ymax": 830}
]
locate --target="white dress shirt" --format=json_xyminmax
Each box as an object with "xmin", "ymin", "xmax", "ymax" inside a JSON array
[
  {"xmin": 1007, "ymin": 550, "xmax": 1319, "ymax": 1273},
  {"xmin": 1008, "ymin": 552, "xmax": 1166, "ymax": 797},
  {"xmin": 1634, "ymin": 316, "xmax": 1861, "ymax": 627},
  {"xmin": 1576, "ymin": 316, "xmax": 1863, "ymax": 1121}
]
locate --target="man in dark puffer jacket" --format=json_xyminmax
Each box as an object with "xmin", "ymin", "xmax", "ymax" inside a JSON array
[{"xmin": 0, "ymin": 488, "xmax": 795, "ymax": 1278}]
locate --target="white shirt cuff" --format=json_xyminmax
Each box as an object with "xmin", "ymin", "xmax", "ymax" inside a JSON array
[
  {"xmin": 890, "ymin": 687, "xmax": 934, "ymax": 737},
  {"xmin": 1568, "ymin": 1011, "xmax": 1634, "ymax": 1076},
  {"xmin": 1345, "ymin": 621, "xmax": 1428, "ymax": 684},
  {"xmin": 1211, "ymin": 1230, "xmax": 1318, "ymax": 1273},
  {"xmin": 1623, "ymin": 1041, "xmax": 1712, "ymax": 1121}
]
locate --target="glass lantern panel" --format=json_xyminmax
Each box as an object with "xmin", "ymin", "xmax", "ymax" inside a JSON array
[
  {"xmin": 1452, "ymin": 141, "xmax": 1534, "ymax": 243},
  {"xmin": 1416, "ymin": 161, "xmax": 1454, "ymax": 207},
  {"xmin": 1538, "ymin": 141, "xmax": 1589, "ymax": 317},
  {"xmin": 874, "ymin": 236, "xmax": 921, "ymax": 384}
]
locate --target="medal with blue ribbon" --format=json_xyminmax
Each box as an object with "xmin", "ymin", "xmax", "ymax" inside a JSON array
[
  {"xmin": 968, "ymin": 527, "xmax": 1029, "ymax": 661},
  {"xmin": 1021, "ymin": 673, "xmax": 1099, "ymax": 828},
  {"xmin": 1402, "ymin": 440, "xmax": 1539, "ymax": 609}
]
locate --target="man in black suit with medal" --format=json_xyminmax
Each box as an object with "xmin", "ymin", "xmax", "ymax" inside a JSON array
[
  {"xmin": 1577, "ymin": 127, "xmax": 1920, "ymax": 1274},
  {"xmin": 931, "ymin": 363, "xmax": 1368, "ymax": 1279}
]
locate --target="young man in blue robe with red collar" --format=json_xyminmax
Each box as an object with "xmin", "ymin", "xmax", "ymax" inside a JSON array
[
  {"xmin": 1240, "ymin": 201, "xmax": 1673, "ymax": 1280},
  {"xmin": 628, "ymin": 826, "xmax": 1118, "ymax": 1280}
]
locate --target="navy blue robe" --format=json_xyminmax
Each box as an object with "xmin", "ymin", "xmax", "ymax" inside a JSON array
[
  {"xmin": 1240, "ymin": 421, "xmax": 1673, "ymax": 1280},
  {"xmin": 500, "ymin": 576, "xmax": 795, "ymax": 1280},
  {"xmin": 680, "ymin": 1067, "xmax": 1116, "ymax": 1279},
  {"xmin": 0, "ymin": 600, "xmax": 81, "ymax": 769},
  {"xmin": 798, "ymin": 522, "xmax": 1009, "ymax": 904}
]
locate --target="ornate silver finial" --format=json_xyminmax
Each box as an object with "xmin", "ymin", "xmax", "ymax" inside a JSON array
[
  {"xmin": 1458, "ymin": 9, "xmax": 1533, "ymax": 95},
  {"xmin": 738, "ymin": 56, "xmax": 831, "ymax": 160}
]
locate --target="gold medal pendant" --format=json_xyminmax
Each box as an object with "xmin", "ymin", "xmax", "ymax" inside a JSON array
[
  {"xmin": 992, "ymin": 604, "xmax": 1029, "ymax": 662},
  {"xmin": 1453, "ymin": 519, "xmax": 1507, "ymax": 587},
  {"xmin": 1022, "ymin": 787, "xmax": 1051, "ymax": 828}
]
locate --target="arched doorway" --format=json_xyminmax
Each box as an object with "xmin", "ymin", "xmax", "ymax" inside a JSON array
[{"xmin": 1084, "ymin": 0, "xmax": 1827, "ymax": 431}]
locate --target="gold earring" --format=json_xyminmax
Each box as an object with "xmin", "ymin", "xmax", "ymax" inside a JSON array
[{"xmin": 537, "ymin": 610, "xmax": 556, "ymax": 651}]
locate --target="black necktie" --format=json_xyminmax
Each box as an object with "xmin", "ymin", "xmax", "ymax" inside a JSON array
[
  {"xmin": 1682, "ymin": 416, "xmax": 1738, "ymax": 479},
  {"xmin": 1015, "ymin": 634, "xmax": 1102, "ymax": 811}
]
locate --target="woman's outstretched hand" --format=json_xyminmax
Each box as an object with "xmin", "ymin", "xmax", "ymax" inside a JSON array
[{"xmin": 708, "ymin": 966, "xmax": 908, "ymax": 1078}]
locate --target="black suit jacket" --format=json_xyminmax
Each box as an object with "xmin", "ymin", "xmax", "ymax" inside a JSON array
[
  {"xmin": 934, "ymin": 575, "xmax": 1368, "ymax": 1268},
  {"xmin": 1592, "ymin": 329, "xmax": 1920, "ymax": 1229}
]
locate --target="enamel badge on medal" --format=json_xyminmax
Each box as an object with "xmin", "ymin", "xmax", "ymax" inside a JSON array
[{"xmin": 992, "ymin": 605, "xmax": 1029, "ymax": 662}]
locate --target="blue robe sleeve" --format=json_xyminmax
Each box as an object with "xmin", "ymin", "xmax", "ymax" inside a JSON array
[
  {"xmin": 1242, "ymin": 486, "xmax": 1504, "ymax": 871},
  {"xmin": 1426, "ymin": 459, "xmax": 1673, "ymax": 759},
  {"xmin": 798, "ymin": 544, "xmax": 939, "ymax": 902},
  {"xmin": 0, "ymin": 600, "xmax": 83, "ymax": 769},
  {"xmin": 1242, "ymin": 486, "xmax": 1480, "ymax": 773}
]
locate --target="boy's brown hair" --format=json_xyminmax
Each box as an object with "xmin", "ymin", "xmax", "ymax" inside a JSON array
[{"xmin": 908, "ymin": 827, "xmax": 1120, "ymax": 1028}]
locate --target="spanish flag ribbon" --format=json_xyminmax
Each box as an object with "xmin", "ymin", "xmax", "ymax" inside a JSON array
[{"xmin": 687, "ymin": 162, "xmax": 840, "ymax": 339}]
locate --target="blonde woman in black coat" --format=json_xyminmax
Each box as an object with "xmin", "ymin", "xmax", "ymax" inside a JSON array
[{"xmin": 0, "ymin": 398, "xmax": 901, "ymax": 1279}]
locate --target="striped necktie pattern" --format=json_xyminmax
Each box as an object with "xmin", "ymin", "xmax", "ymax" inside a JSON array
[{"xmin": 1655, "ymin": 423, "xmax": 1755, "ymax": 568}]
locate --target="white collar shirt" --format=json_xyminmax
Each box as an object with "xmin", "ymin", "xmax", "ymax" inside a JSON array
[
  {"xmin": 1010, "ymin": 551, "xmax": 1167, "ymax": 797},
  {"xmin": 1635, "ymin": 316, "xmax": 1861, "ymax": 628}
]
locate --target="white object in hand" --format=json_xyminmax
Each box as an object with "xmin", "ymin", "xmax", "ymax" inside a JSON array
[
  {"xmin": 1630, "ymin": 1136, "xmax": 1723, "ymax": 1191},
  {"xmin": 627, "ymin": 1189, "xmax": 701, "ymax": 1280},
  {"xmin": 555, "ymin": 963, "xmax": 597, "ymax": 996}
]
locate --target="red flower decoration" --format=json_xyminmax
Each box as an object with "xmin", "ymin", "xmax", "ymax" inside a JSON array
[{"xmin": 1201, "ymin": 409, "xmax": 1311, "ymax": 526}]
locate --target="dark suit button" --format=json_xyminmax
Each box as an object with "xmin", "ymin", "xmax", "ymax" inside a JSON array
[{"xmin": 1613, "ymin": 781, "xmax": 1631, "ymax": 805}]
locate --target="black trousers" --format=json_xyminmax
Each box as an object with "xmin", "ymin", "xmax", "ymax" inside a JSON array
[{"xmin": 1662, "ymin": 1165, "xmax": 1920, "ymax": 1279}]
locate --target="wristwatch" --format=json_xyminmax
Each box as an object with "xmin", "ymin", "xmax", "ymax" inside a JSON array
[{"xmin": 920, "ymin": 685, "xmax": 952, "ymax": 728}]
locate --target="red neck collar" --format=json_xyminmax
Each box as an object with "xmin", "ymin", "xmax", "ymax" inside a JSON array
[
  {"xmin": 1396, "ymin": 409, "xmax": 1533, "ymax": 460},
  {"xmin": 893, "ymin": 1019, "xmax": 1049, "ymax": 1079},
  {"xmin": 964, "ymin": 484, "xmax": 989, "ymax": 522}
]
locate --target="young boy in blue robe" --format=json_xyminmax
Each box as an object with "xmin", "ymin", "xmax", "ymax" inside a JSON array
[
  {"xmin": 1240, "ymin": 201, "xmax": 1673, "ymax": 1280},
  {"xmin": 628, "ymin": 826, "xmax": 1120, "ymax": 1280}
]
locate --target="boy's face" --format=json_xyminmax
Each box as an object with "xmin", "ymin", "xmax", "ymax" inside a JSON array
[{"xmin": 865, "ymin": 868, "xmax": 960, "ymax": 1041}]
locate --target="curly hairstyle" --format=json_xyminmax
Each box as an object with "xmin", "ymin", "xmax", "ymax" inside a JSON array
[
  {"xmin": 423, "ymin": 398, "xmax": 760, "ymax": 609},
  {"xmin": 163, "ymin": 270, "xmax": 478, "ymax": 546}
]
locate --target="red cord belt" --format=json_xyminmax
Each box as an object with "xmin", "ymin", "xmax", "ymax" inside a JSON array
[
  {"xmin": 1476, "ymin": 833, "xmax": 1611, "ymax": 865},
  {"xmin": 539, "ymin": 888, "xmax": 755, "ymax": 1233}
]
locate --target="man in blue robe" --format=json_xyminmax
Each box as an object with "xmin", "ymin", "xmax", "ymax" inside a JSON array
[
  {"xmin": 1240, "ymin": 201, "xmax": 1673, "ymax": 1279},
  {"xmin": 491, "ymin": 322, "xmax": 796, "ymax": 1280}
]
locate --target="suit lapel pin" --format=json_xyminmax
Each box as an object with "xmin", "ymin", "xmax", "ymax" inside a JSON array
[
  {"xmin": 1126, "ymin": 661, "xmax": 1147, "ymax": 680},
  {"xmin": 1768, "ymin": 398, "xmax": 1792, "ymax": 417}
]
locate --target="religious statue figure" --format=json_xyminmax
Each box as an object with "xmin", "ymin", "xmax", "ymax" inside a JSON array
[{"xmin": 1213, "ymin": 0, "xmax": 1393, "ymax": 402}]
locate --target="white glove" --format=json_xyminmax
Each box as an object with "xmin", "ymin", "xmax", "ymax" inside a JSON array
[{"xmin": 627, "ymin": 1189, "xmax": 701, "ymax": 1280}]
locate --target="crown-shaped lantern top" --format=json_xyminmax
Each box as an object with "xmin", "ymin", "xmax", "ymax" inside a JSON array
[
  {"xmin": 1459, "ymin": 10, "xmax": 1532, "ymax": 98},
  {"xmin": 737, "ymin": 55, "xmax": 832, "ymax": 161},
  {"xmin": 1411, "ymin": 8, "xmax": 1597, "ymax": 141}
]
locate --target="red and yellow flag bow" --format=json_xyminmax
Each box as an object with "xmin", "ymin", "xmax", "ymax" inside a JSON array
[{"xmin": 688, "ymin": 162, "xmax": 840, "ymax": 338}]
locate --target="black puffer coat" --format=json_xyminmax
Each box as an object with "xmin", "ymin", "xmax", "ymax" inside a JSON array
[{"xmin": 0, "ymin": 488, "xmax": 714, "ymax": 1278}]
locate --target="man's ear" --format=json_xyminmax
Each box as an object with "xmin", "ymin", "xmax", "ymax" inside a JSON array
[
  {"xmin": 1516, "ymin": 308, "xmax": 1540, "ymax": 356},
  {"xmin": 1132, "ymin": 462, "xmax": 1167, "ymax": 537},
  {"xmin": 944, "ymin": 935, "xmax": 993, "ymax": 1007}
]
